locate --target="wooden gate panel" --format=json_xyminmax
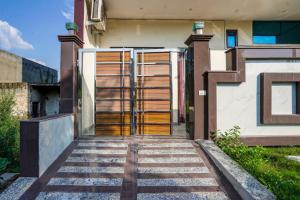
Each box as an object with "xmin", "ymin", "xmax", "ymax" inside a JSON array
[
  {"xmin": 137, "ymin": 125, "xmax": 170, "ymax": 135},
  {"xmin": 96, "ymin": 125, "xmax": 131, "ymax": 136},
  {"xmin": 136, "ymin": 112, "xmax": 170, "ymax": 123},
  {"xmin": 96, "ymin": 88, "xmax": 131, "ymax": 100},
  {"xmin": 96, "ymin": 76, "xmax": 130, "ymax": 88},
  {"xmin": 95, "ymin": 50, "xmax": 172, "ymax": 136},
  {"xmin": 96, "ymin": 64, "xmax": 131, "ymax": 75},
  {"xmin": 96, "ymin": 113, "xmax": 131, "ymax": 124},
  {"xmin": 95, "ymin": 51, "xmax": 132, "ymax": 136},
  {"xmin": 136, "ymin": 52, "xmax": 172, "ymax": 135},
  {"xmin": 96, "ymin": 52, "xmax": 131, "ymax": 62},
  {"xmin": 137, "ymin": 88, "xmax": 170, "ymax": 99}
]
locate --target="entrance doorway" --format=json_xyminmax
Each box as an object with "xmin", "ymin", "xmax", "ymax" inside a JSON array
[{"xmin": 94, "ymin": 49, "xmax": 173, "ymax": 136}]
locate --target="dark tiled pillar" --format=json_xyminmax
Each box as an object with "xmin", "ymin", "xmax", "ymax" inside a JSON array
[
  {"xmin": 185, "ymin": 35, "xmax": 213, "ymax": 140},
  {"xmin": 74, "ymin": 0, "xmax": 84, "ymax": 40},
  {"xmin": 58, "ymin": 35, "xmax": 83, "ymax": 138}
]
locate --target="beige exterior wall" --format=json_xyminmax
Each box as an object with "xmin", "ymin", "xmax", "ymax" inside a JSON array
[
  {"xmin": 83, "ymin": 1, "xmax": 97, "ymax": 48},
  {"xmin": 0, "ymin": 83, "xmax": 29, "ymax": 117},
  {"xmin": 0, "ymin": 50, "xmax": 22, "ymax": 83},
  {"xmin": 81, "ymin": 52, "xmax": 95, "ymax": 135},
  {"xmin": 216, "ymin": 60, "xmax": 300, "ymax": 136},
  {"xmin": 83, "ymin": 19, "xmax": 252, "ymax": 70}
]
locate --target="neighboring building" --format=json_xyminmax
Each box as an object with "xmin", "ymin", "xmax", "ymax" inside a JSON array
[{"xmin": 0, "ymin": 50, "xmax": 59, "ymax": 118}]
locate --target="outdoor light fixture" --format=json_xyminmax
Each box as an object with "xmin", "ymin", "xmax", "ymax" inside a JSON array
[{"xmin": 193, "ymin": 21, "xmax": 205, "ymax": 34}]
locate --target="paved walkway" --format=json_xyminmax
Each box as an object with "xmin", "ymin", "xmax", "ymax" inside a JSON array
[{"xmin": 18, "ymin": 137, "xmax": 240, "ymax": 200}]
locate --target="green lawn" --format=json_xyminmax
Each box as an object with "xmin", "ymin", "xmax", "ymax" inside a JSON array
[
  {"xmin": 213, "ymin": 126, "xmax": 300, "ymax": 200},
  {"xmin": 222, "ymin": 146, "xmax": 300, "ymax": 200}
]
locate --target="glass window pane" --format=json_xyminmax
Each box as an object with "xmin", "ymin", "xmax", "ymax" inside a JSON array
[
  {"xmin": 227, "ymin": 36, "xmax": 236, "ymax": 48},
  {"xmin": 253, "ymin": 36, "xmax": 276, "ymax": 44}
]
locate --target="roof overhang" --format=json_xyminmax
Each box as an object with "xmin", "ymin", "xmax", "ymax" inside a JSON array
[{"xmin": 103, "ymin": 0, "xmax": 300, "ymax": 20}]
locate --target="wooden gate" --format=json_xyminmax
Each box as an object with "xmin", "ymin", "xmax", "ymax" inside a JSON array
[
  {"xmin": 95, "ymin": 49, "xmax": 172, "ymax": 136},
  {"xmin": 135, "ymin": 51, "xmax": 172, "ymax": 135},
  {"xmin": 95, "ymin": 50, "xmax": 133, "ymax": 136}
]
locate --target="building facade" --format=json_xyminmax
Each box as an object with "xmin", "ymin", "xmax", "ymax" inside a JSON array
[
  {"xmin": 55, "ymin": 0, "xmax": 300, "ymax": 145},
  {"xmin": 0, "ymin": 50, "xmax": 59, "ymax": 118}
]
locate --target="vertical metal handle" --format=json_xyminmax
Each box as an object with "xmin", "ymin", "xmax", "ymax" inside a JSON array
[
  {"xmin": 142, "ymin": 50, "xmax": 145, "ymax": 136},
  {"xmin": 121, "ymin": 49, "xmax": 125, "ymax": 138}
]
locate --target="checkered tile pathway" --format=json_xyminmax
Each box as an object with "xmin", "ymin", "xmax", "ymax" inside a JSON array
[{"xmin": 18, "ymin": 138, "xmax": 240, "ymax": 200}]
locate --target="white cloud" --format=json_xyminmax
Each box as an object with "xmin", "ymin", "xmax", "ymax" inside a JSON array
[
  {"xmin": 27, "ymin": 58, "xmax": 46, "ymax": 66},
  {"xmin": 0, "ymin": 20, "xmax": 34, "ymax": 50},
  {"xmin": 62, "ymin": 0, "xmax": 74, "ymax": 21},
  {"xmin": 62, "ymin": 11, "xmax": 73, "ymax": 21}
]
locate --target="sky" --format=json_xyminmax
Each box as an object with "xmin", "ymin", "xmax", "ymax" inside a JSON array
[{"xmin": 0, "ymin": 0, "xmax": 74, "ymax": 72}]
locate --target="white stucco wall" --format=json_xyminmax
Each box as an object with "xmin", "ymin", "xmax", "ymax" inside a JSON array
[
  {"xmin": 216, "ymin": 60, "xmax": 300, "ymax": 136},
  {"xmin": 272, "ymin": 83, "xmax": 296, "ymax": 115},
  {"xmin": 84, "ymin": 19, "xmax": 253, "ymax": 71},
  {"xmin": 171, "ymin": 52, "xmax": 179, "ymax": 123},
  {"xmin": 38, "ymin": 115, "xmax": 74, "ymax": 176},
  {"xmin": 81, "ymin": 52, "xmax": 95, "ymax": 135}
]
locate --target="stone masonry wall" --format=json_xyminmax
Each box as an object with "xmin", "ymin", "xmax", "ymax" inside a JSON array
[{"xmin": 0, "ymin": 83, "xmax": 29, "ymax": 118}]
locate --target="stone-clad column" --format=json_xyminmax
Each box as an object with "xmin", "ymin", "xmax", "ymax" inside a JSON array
[
  {"xmin": 58, "ymin": 35, "xmax": 83, "ymax": 138},
  {"xmin": 185, "ymin": 34, "xmax": 213, "ymax": 140}
]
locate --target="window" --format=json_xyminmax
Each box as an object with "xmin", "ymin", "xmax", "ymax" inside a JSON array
[
  {"xmin": 253, "ymin": 36, "xmax": 276, "ymax": 44},
  {"xmin": 253, "ymin": 21, "xmax": 300, "ymax": 44},
  {"xmin": 226, "ymin": 30, "xmax": 238, "ymax": 48}
]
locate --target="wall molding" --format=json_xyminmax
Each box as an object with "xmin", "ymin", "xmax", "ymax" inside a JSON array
[
  {"xmin": 260, "ymin": 73, "xmax": 300, "ymax": 125},
  {"xmin": 206, "ymin": 46, "xmax": 300, "ymax": 143},
  {"xmin": 241, "ymin": 135, "xmax": 300, "ymax": 146}
]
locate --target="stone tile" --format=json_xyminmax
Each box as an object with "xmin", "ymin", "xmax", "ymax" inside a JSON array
[
  {"xmin": 36, "ymin": 192, "xmax": 120, "ymax": 200},
  {"xmin": 197, "ymin": 140, "xmax": 276, "ymax": 200},
  {"xmin": 137, "ymin": 178, "xmax": 218, "ymax": 187},
  {"xmin": 77, "ymin": 142, "xmax": 128, "ymax": 147},
  {"xmin": 137, "ymin": 192, "xmax": 229, "ymax": 200},
  {"xmin": 72, "ymin": 149, "xmax": 127, "ymax": 154},
  {"xmin": 138, "ymin": 157, "xmax": 203, "ymax": 163},
  {"xmin": 0, "ymin": 173, "xmax": 18, "ymax": 185},
  {"xmin": 0, "ymin": 177, "xmax": 36, "ymax": 200},
  {"xmin": 58, "ymin": 166, "xmax": 124, "ymax": 174},
  {"xmin": 138, "ymin": 167, "xmax": 209, "ymax": 174},
  {"xmin": 138, "ymin": 149, "xmax": 197, "ymax": 155},
  {"xmin": 48, "ymin": 178, "xmax": 123, "ymax": 186},
  {"xmin": 66, "ymin": 156, "xmax": 126, "ymax": 163},
  {"xmin": 138, "ymin": 143, "xmax": 193, "ymax": 148}
]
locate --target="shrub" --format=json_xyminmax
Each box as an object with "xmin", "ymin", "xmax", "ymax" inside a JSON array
[
  {"xmin": 212, "ymin": 126, "xmax": 300, "ymax": 200},
  {"xmin": 211, "ymin": 125, "xmax": 243, "ymax": 148},
  {"xmin": 0, "ymin": 93, "xmax": 20, "ymax": 173}
]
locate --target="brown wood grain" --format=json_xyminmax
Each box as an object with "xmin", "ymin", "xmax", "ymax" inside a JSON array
[
  {"xmin": 137, "ymin": 76, "xmax": 170, "ymax": 87},
  {"xmin": 137, "ymin": 52, "xmax": 170, "ymax": 63},
  {"xmin": 96, "ymin": 125, "xmax": 131, "ymax": 136},
  {"xmin": 137, "ymin": 65, "xmax": 170, "ymax": 76},
  {"xmin": 96, "ymin": 52, "xmax": 131, "ymax": 62},
  {"xmin": 137, "ymin": 125, "xmax": 170, "ymax": 135},
  {"xmin": 96, "ymin": 76, "xmax": 130, "ymax": 87},
  {"xmin": 96, "ymin": 64, "xmax": 131, "ymax": 75},
  {"xmin": 137, "ymin": 88, "xmax": 170, "ymax": 99},
  {"xmin": 96, "ymin": 88, "xmax": 131, "ymax": 99},
  {"xmin": 96, "ymin": 113, "xmax": 131, "ymax": 124},
  {"xmin": 96, "ymin": 101, "xmax": 130, "ymax": 112},
  {"xmin": 137, "ymin": 101, "xmax": 170, "ymax": 111},
  {"xmin": 136, "ymin": 112, "xmax": 170, "ymax": 123}
]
